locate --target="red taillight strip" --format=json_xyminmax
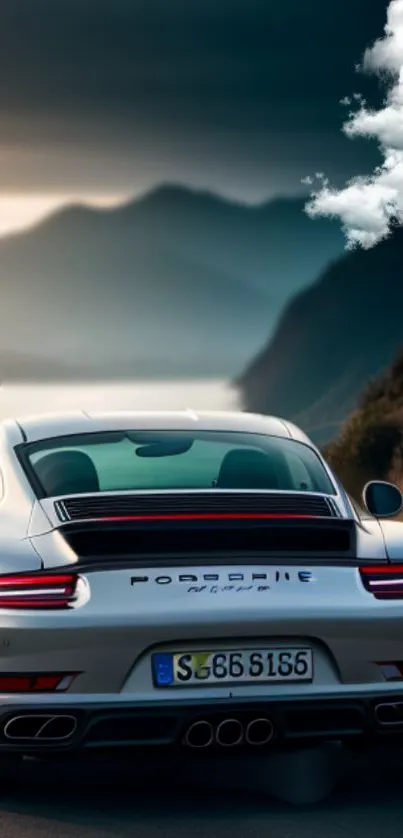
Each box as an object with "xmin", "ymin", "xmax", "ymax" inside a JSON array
[
  {"xmin": 0, "ymin": 574, "xmax": 76, "ymax": 588},
  {"xmin": 0, "ymin": 673, "xmax": 78, "ymax": 692},
  {"xmin": 88, "ymin": 513, "xmax": 319, "ymax": 523},
  {"xmin": 360, "ymin": 565, "xmax": 403, "ymax": 575},
  {"xmin": 359, "ymin": 566, "xmax": 403, "ymax": 600},
  {"xmin": 0, "ymin": 598, "xmax": 74, "ymax": 609},
  {"xmin": 0, "ymin": 573, "xmax": 78, "ymax": 609}
]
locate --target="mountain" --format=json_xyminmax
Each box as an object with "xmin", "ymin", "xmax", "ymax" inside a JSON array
[
  {"xmin": 0, "ymin": 184, "xmax": 343, "ymax": 380},
  {"xmin": 238, "ymin": 224, "xmax": 403, "ymax": 444}
]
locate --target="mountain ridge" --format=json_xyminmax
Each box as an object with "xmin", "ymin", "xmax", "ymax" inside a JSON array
[{"xmin": 0, "ymin": 183, "xmax": 344, "ymax": 381}]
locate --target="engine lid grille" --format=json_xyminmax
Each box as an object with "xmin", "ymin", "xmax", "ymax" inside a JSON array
[{"xmin": 55, "ymin": 492, "xmax": 341, "ymax": 523}]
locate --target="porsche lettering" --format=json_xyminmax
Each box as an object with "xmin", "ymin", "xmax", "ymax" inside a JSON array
[{"xmin": 130, "ymin": 571, "xmax": 315, "ymax": 586}]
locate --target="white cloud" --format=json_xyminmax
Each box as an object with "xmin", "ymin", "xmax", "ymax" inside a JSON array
[{"xmin": 305, "ymin": 0, "xmax": 403, "ymax": 249}]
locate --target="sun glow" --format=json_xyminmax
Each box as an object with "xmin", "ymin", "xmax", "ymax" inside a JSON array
[{"xmin": 0, "ymin": 194, "xmax": 129, "ymax": 238}]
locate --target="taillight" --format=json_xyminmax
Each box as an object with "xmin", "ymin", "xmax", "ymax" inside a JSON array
[
  {"xmin": 360, "ymin": 565, "xmax": 403, "ymax": 599},
  {"xmin": 0, "ymin": 573, "xmax": 78, "ymax": 609},
  {"xmin": 0, "ymin": 673, "xmax": 77, "ymax": 692}
]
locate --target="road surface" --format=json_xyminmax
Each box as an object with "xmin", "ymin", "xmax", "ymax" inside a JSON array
[{"xmin": 0, "ymin": 745, "xmax": 402, "ymax": 838}]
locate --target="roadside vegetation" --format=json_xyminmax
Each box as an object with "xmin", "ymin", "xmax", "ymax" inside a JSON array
[{"xmin": 323, "ymin": 350, "xmax": 403, "ymax": 504}]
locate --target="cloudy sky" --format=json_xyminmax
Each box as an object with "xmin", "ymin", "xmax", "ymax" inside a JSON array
[
  {"xmin": 307, "ymin": 0, "xmax": 403, "ymax": 249},
  {"xmin": 0, "ymin": 0, "xmax": 389, "ymax": 233}
]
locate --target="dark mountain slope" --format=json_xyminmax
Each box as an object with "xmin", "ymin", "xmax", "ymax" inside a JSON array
[{"xmin": 239, "ymin": 225, "xmax": 403, "ymax": 442}]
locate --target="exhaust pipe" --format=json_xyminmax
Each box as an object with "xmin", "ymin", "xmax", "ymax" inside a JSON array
[
  {"xmin": 183, "ymin": 720, "xmax": 214, "ymax": 749},
  {"xmin": 375, "ymin": 702, "xmax": 403, "ymax": 726},
  {"xmin": 215, "ymin": 718, "xmax": 244, "ymax": 747},
  {"xmin": 245, "ymin": 717, "xmax": 274, "ymax": 746},
  {"xmin": 4, "ymin": 714, "xmax": 78, "ymax": 741}
]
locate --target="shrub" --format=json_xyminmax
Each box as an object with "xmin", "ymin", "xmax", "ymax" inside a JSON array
[{"xmin": 324, "ymin": 348, "xmax": 403, "ymax": 501}]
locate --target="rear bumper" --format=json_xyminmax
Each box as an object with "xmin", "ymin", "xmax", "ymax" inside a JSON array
[{"xmin": 1, "ymin": 690, "xmax": 403, "ymax": 753}]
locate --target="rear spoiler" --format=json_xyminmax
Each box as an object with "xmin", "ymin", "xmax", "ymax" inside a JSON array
[
  {"xmin": 55, "ymin": 515, "xmax": 357, "ymax": 564},
  {"xmin": 34, "ymin": 490, "xmax": 360, "ymax": 566}
]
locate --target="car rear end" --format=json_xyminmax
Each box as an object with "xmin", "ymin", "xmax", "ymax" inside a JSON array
[{"xmin": 1, "ymin": 423, "xmax": 403, "ymax": 755}]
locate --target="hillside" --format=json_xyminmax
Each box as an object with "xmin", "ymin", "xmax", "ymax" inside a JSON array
[
  {"xmin": 238, "ymin": 225, "xmax": 403, "ymax": 443},
  {"xmin": 324, "ymin": 350, "xmax": 403, "ymax": 502},
  {"xmin": 0, "ymin": 185, "xmax": 343, "ymax": 380}
]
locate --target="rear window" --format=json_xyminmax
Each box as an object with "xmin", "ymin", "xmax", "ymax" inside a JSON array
[{"xmin": 20, "ymin": 430, "xmax": 336, "ymax": 498}]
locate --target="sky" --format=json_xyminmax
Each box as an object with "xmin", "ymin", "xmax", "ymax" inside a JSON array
[
  {"xmin": 307, "ymin": 0, "xmax": 403, "ymax": 249},
  {"xmin": 0, "ymin": 0, "xmax": 390, "ymax": 234}
]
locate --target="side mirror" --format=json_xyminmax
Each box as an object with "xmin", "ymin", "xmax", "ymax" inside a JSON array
[{"xmin": 362, "ymin": 480, "xmax": 403, "ymax": 518}]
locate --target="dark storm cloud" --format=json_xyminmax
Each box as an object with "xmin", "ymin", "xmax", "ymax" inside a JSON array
[{"xmin": 0, "ymin": 0, "xmax": 391, "ymax": 195}]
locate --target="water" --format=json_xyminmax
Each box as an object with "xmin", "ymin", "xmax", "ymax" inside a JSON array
[{"xmin": 0, "ymin": 379, "xmax": 240, "ymax": 421}]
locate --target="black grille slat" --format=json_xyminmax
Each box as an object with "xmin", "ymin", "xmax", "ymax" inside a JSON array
[{"xmin": 56, "ymin": 492, "xmax": 338, "ymax": 522}]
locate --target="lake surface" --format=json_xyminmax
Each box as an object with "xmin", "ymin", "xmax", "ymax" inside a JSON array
[{"xmin": 0, "ymin": 379, "xmax": 240, "ymax": 421}]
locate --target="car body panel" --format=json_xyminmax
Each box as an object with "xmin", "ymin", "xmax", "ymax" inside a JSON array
[
  {"xmin": 15, "ymin": 410, "xmax": 293, "ymax": 444},
  {"xmin": 0, "ymin": 410, "xmax": 401, "ymax": 751},
  {"xmin": 0, "ymin": 562, "xmax": 399, "ymax": 692},
  {"xmin": 376, "ymin": 519, "xmax": 403, "ymax": 561}
]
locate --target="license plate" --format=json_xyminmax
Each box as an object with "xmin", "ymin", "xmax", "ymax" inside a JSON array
[{"xmin": 152, "ymin": 647, "xmax": 313, "ymax": 687}]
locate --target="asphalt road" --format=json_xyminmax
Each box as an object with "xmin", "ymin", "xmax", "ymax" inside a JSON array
[{"xmin": 0, "ymin": 746, "xmax": 403, "ymax": 838}]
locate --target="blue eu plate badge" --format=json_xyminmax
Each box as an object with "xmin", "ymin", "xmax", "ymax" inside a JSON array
[{"xmin": 153, "ymin": 653, "xmax": 174, "ymax": 686}]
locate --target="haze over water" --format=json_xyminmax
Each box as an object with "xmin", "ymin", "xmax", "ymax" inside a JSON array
[{"xmin": 0, "ymin": 380, "xmax": 239, "ymax": 421}]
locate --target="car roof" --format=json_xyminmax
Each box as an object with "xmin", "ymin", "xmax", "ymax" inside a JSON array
[{"xmin": 6, "ymin": 409, "xmax": 312, "ymax": 446}]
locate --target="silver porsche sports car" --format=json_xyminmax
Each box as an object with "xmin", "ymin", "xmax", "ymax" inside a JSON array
[{"xmin": 0, "ymin": 408, "xmax": 402, "ymax": 761}]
